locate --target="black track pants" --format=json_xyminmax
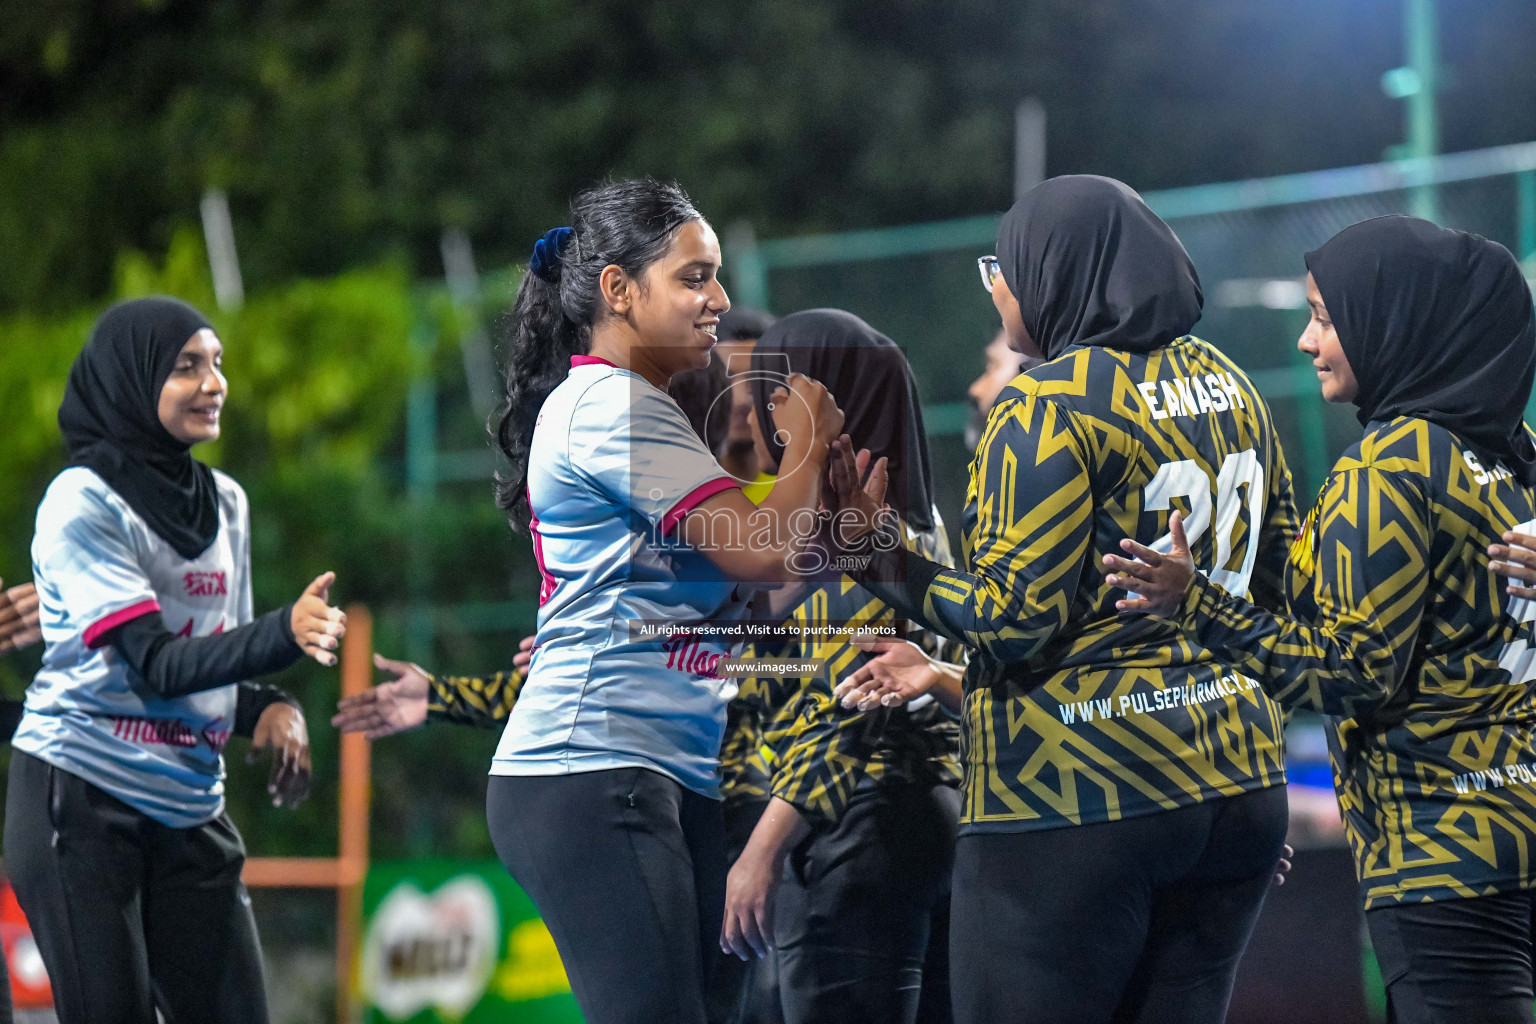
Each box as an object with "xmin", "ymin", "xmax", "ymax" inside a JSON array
[
  {"xmin": 949, "ymin": 786, "xmax": 1288, "ymax": 1024},
  {"xmin": 3, "ymin": 751, "xmax": 268, "ymax": 1024},
  {"xmin": 488, "ymin": 767, "xmax": 727, "ymax": 1024},
  {"xmin": 1368, "ymin": 890, "xmax": 1536, "ymax": 1024}
]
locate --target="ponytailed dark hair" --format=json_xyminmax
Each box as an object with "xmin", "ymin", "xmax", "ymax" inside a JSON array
[{"xmin": 494, "ymin": 178, "xmax": 703, "ymax": 530}]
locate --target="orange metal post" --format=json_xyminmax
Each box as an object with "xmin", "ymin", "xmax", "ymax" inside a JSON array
[
  {"xmin": 239, "ymin": 605, "xmax": 373, "ymax": 1023},
  {"xmin": 337, "ymin": 605, "xmax": 372, "ymax": 1024}
]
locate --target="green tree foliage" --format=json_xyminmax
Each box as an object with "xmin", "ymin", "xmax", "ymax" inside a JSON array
[{"xmin": 8, "ymin": 0, "xmax": 1536, "ymax": 314}]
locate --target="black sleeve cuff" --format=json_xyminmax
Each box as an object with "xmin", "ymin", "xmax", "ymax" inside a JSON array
[
  {"xmin": 235, "ymin": 682, "xmax": 304, "ymax": 737},
  {"xmin": 849, "ymin": 543, "xmax": 944, "ymax": 624},
  {"xmin": 276, "ymin": 602, "xmax": 298, "ymax": 648}
]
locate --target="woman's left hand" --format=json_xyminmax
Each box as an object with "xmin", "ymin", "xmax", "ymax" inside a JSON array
[
  {"xmin": 824, "ymin": 435, "xmax": 888, "ymax": 544},
  {"xmin": 1489, "ymin": 530, "xmax": 1536, "ymax": 601},
  {"xmin": 249, "ymin": 702, "xmax": 312, "ymax": 809},
  {"xmin": 1101, "ymin": 511, "xmax": 1197, "ymax": 618}
]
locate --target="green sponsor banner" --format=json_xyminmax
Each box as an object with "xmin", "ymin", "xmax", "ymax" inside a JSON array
[{"xmin": 360, "ymin": 860, "xmax": 583, "ymax": 1023}]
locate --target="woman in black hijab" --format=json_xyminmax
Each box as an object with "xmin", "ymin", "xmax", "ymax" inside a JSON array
[
  {"xmin": 746, "ymin": 309, "xmax": 936, "ymax": 533},
  {"xmin": 1105, "ymin": 216, "xmax": 1536, "ymax": 1023},
  {"xmin": 831, "ymin": 176, "xmax": 1300, "ymax": 1024},
  {"xmin": 6, "ymin": 296, "xmax": 346, "ymax": 1024},
  {"xmin": 718, "ymin": 310, "xmax": 962, "ymax": 1024}
]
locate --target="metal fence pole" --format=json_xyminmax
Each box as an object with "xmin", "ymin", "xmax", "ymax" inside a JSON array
[
  {"xmin": 1404, "ymin": 0, "xmax": 1440, "ymax": 221},
  {"xmin": 725, "ymin": 221, "xmax": 770, "ymax": 310},
  {"xmin": 404, "ymin": 309, "xmax": 439, "ymax": 666}
]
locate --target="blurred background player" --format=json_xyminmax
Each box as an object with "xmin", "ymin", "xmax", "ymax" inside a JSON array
[
  {"xmin": 1105, "ymin": 216, "xmax": 1536, "ymax": 1024},
  {"xmin": 3, "ymin": 297, "xmax": 344, "ymax": 1024},
  {"xmin": 668, "ymin": 335, "xmax": 785, "ymax": 1024},
  {"xmin": 827, "ymin": 176, "xmax": 1298, "ymax": 1024},
  {"xmin": 713, "ymin": 307, "xmax": 779, "ymax": 500},
  {"xmin": 721, "ymin": 309, "xmax": 961, "ymax": 1024},
  {"xmin": 965, "ymin": 327, "xmax": 1039, "ymax": 449}
]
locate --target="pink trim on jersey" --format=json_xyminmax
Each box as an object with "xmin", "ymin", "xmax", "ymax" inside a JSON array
[
  {"xmin": 570, "ymin": 355, "xmax": 619, "ymax": 369},
  {"xmin": 83, "ymin": 599, "xmax": 162, "ymax": 649},
  {"xmin": 528, "ymin": 489, "xmax": 558, "ymax": 607},
  {"xmin": 661, "ymin": 477, "xmax": 739, "ymax": 536}
]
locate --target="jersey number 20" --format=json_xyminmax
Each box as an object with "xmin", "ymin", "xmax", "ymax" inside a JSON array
[{"xmin": 1143, "ymin": 450, "xmax": 1267, "ymax": 597}]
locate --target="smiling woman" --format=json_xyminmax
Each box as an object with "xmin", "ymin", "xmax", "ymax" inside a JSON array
[
  {"xmin": 1298, "ymin": 274, "xmax": 1359, "ymax": 403},
  {"xmin": 464, "ymin": 179, "xmax": 865, "ymax": 1024},
  {"xmin": 157, "ymin": 328, "xmax": 227, "ymax": 444},
  {"xmin": 1104, "ymin": 216, "xmax": 1536, "ymax": 1024},
  {"xmin": 3, "ymin": 296, "xmax": 348, "ymax": 1024}
]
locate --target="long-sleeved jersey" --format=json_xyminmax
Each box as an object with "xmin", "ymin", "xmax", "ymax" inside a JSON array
[
  {"xmin": 427, "ymin": 668, "xmax": 526, "ymax": 727},
  {"xmin": 736, "ymin": 516, "xmax": 962, "ymax": 827},
  {"xmin": 861, "ymin": 337, "xmax": 1296, "ymax": 834},
  {"xmin": 1180, "ymin": 416, "xmax": 1536, "ymax": 908},
  {"xmin": 719, "ymin": 700, "xmax": 772, "ymax": 810}
]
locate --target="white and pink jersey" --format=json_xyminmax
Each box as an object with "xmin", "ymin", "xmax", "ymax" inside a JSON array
[
  {"xmin": 14, "ymin": 466, "xmax": 250, "ymax": 827},
  {"xmin": 491, "ymin": 356, "xmax": 747, "ymax": 797}
]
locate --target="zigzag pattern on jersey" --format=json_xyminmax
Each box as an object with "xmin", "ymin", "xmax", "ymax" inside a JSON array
[
  {"xmin": 915, "ymin": 337, "xmax": 1296, "ymax": 833},
  {"xmin": 1187, "ymin": 416, "xmax": 1536, "ymax": 909},
  {"xmin": 736, "ymin": 522, "xmax": 962, "ymax": 826},
  {"xmin": 720, "ymin": 700, "xmax": 773, "ymax": 808},
  {"xmin": 428, "ymin": 668, "xmax": 527, "ymax": 727}
]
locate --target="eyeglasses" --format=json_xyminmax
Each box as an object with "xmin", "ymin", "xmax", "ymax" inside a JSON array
[{"xmin": 977, "ymin": 256, "xmax": 1001, "ymax": 294}]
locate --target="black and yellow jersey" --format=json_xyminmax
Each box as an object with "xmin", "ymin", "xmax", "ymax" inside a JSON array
[
  {"xmin": 866, "ymin": 336, "xmax": 1297, "ymax": 834},
  {"xmin": 426, "ymin": 668, "xmax": 527, "ymax": 727},
  {"xmin": 1179, "ymin": 416, "xmax": 1536, "ymax": 909},
  {"xmin": 720, "ymin": 700, "xmax": 772, "ymax": 809},
  {"xmin": 737, "ymin": 516, "xmax": 963, "ymax": 827},
  {"xmin": 428, "ymin": 660, "xmax": 782, "ymax": 815}
]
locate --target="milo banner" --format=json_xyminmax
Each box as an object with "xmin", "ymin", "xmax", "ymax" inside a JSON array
[{"xmin": 360, "ymin": 860, "xmax": 583, "ymax": 1023}]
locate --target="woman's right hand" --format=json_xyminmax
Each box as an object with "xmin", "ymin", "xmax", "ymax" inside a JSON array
[
  {"xmin": 291, "ymin": 572, "xmax": 346, "ymax": 667},
  {"xmin": 770, "ymin": 373, "xmax": 844, "ymax": 455},
  {"xmin": 331, "ymin": 653, "xmax": 430, "ymax": 738}
]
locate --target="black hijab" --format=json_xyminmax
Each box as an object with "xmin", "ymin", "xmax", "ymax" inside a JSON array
[
  {"xmin": 749, "ymin": 309, "xmax": 936, "ymax": 530},
  {"xmin": 59, "ymin": 297, "xmax": 222, "ymax": 560},
  {"xmin": 1305, "ymin": 216, "xmax": 1536, "ymax": 485},
  {"xmin": 997, "ymin": 175, "xmax": 1204, "ymax": 360}
]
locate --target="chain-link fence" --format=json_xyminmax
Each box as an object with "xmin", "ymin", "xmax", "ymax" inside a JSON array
[{"xmin": 727, "ymin": 142, "xmax": 1536, "ymax": 512}]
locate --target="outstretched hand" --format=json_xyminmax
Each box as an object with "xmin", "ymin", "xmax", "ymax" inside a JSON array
[
  {"xmin": 833, "ymin": 636, "xmax": 937, "ymax": 711},
  {"xmin": 333, "ymin": 636, "xmax": 535, "ymax": 739},
  {"xmin": 332, "ymin": 653, "xmax": 430, "ymax": 739},
  {"xmin": 0, "ymin": 578, "xmax": 42, "ymax": 656},
  {"xmin": 1101, "ymin": 511, "xmax": 1197, "ymax": 618}
]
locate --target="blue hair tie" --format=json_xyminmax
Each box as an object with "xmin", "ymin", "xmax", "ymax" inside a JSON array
[{"xmin": 530, "ymin": 226, "xmax": 573, "ymax": 283}]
